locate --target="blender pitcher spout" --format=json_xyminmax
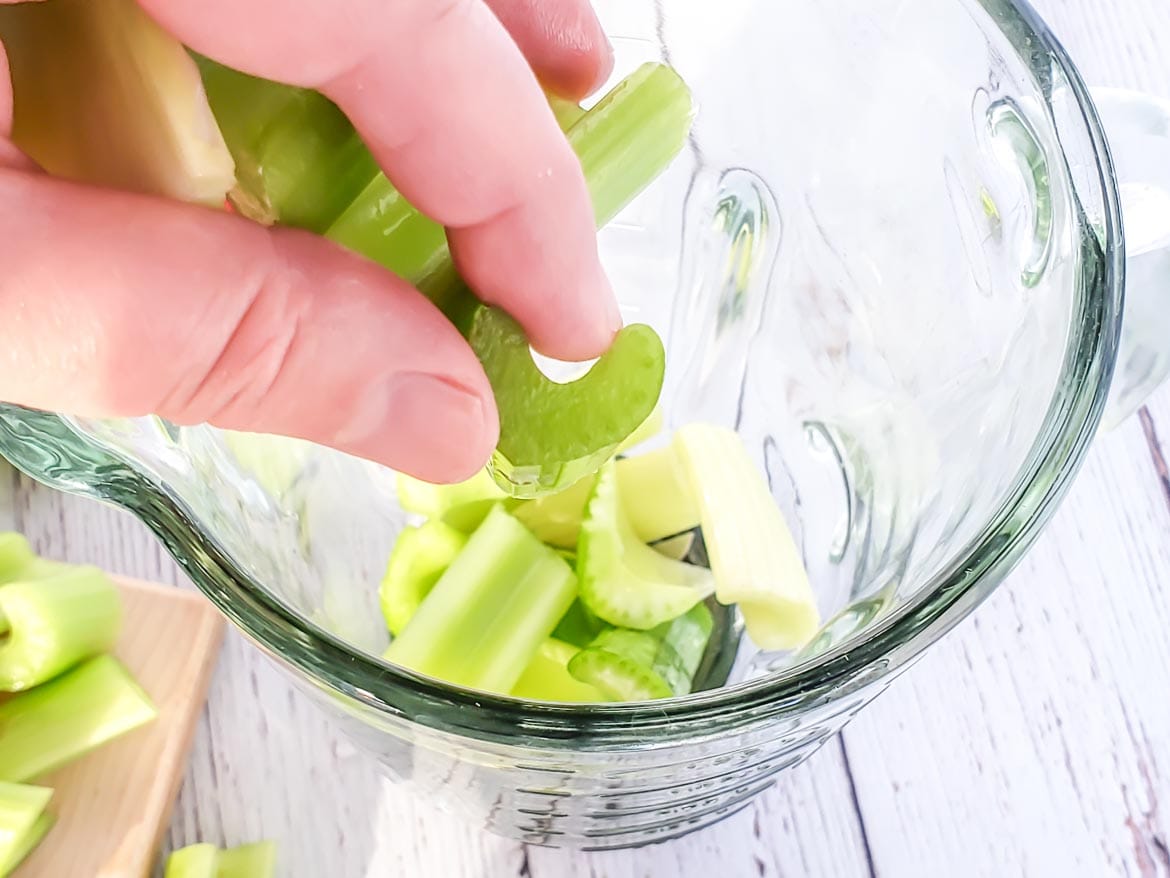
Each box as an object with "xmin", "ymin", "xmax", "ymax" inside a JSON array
[{"xmin": 1092, "ymin": 87, "xmax": 1170, "ymax": 427}]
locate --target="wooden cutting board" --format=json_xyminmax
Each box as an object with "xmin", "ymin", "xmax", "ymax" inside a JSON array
[{"xmin": 14, "ymin": 577, "xmax": 225, "ymax": 877}]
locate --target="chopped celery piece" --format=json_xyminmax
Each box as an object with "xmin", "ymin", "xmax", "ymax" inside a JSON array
[
  {"xmin": 379, "ymin": 521, "xmax": 467, "ymax": 636},
  {"xmin": 550, "ymin": 598, "xmax": 608, "ymax": 649},
  {"xmin": 0, "ymin": 567, "xmax": 122, "ymax": 691},
  {"xmin": 616, "ymin": 444, "xmax": 701, "ymax": 542},
  {"xmin": 510, "ymin": 638, "xmax": 604, "ymax": 702},
  {"xmin": 577, "ymin": 463, "xmax": 713, "ymax": 630},
  {"xmin": 164, "ymin": 843, "xmax": 218, "ymax": 878},
  {"xmin": 384, "ymin": 505, "xmax": 576, "ymax": 694},
  {"xmin": 1, "ymin": 813, "xmax": 51, "ymax": 877},
  {"xmin": 617, "ymin": 405, "xmax": 665, "ymax": 454},
  {"xmin": 0, "ymin": 534, "xmax": 71, "ymax": 585},
  {"xmin": 652, "ymin": 531, "xmax": 696, "ymax": 561},
  {"xmin": 512, "ymin": 473, "xmax": 595, "ymax": 549},
  {"xmin": 217, "ymin": 841, "xmax": 278, "ymax": 878},
  {"xmin": 222, "ymin": 430, "xmax": 312, "ymax": 497},
  {"xmin": 511, "ymin": 445, "xmax": 700, "ymax": 549},
  {"xmin": 0, "ymin": 0, "xmax": 234, "ymax": 206},
  {"xmin": 164, "ymin": 841, "xmax": 277, "ymax": 878},
  {"xmin": 0, "ymin": 782, "xmax": 52, "ymax": 877},
  {"xmin": 0, "ymin": 655, "xmax": 157, "ymax": 782},
  {"xmin": 395, "ymin": 469, "xmax": 506, "ymax": 519},
  {"xmin": 195, "ymin": 56, "xmax": 378, "ymax": 231},
  {"xmin": 675, "ymin": 424, "xmax": 821, "ymax": 650},
  {"xmin": 567, "ymin": 603, "xmax": 713, "ymax": 701}
]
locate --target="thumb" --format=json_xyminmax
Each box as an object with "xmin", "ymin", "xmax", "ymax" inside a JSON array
[{"xmin": 0, "ymin": 168, "xmax": 499, "ymax": 483}]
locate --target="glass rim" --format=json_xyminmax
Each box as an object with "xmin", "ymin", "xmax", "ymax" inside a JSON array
[{"xmin": 0, "ymin": 0, "xmax": 1125, "ymax": 748}]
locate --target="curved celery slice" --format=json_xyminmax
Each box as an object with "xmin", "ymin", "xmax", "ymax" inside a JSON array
[
  {"xmin": 471, "ymin": 308, "xmax": 665, "ymax": 498},
  {"xmin": 0, "ymin": 655, "xmax": 157, "ymax": 783},
  {"xmin": 384, "ymin": 505, "xmax": 576, "ymax": 694},
  {"xmin": 567, "ymin": 603, "xmax": 713, "ymax": 701},
  {"xmin": 379, "ymin": 521, "xmax": 467, "ymax": 636},
  {"xmin": 0, "ymin": 568, "xmax": 122, "ymax": 691},
  {"xmin": 566, "ymin": 646, "xmax": 671, "ymax": 701},
  {"xmin": 0, "ymin": 782, "xmax": 52, "ymax": 877},
  {"xmin": 0, "ymin": 0, "xmax": 234, "ymax": 206},
  {"xmin": 675, "ymin": 424, "xmax": 821, "ymax": 650},
  {"xmin": 510, "ymin": 638, "xmax": 604, "ymax": 703},
  {"xmin": 577, "ymin": 463, "xmax": 712, "ymax": 629}
]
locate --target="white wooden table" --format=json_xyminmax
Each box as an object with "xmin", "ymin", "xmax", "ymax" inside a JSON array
[{"xmin": 7, "ymin": 2, "xmax": 1170, "ymax": 875}]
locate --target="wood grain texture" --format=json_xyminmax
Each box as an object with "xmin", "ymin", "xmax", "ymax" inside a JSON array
[
  {"xmin": 16, "ymin": 577, "xmax": 223, "ymax": 878},
  {"xmin": 5, "ymin": 1, "xmax": 1170, "ymax": 877}
]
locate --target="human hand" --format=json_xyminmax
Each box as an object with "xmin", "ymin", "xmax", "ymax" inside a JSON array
[{"xmin": 0, "ymin": 0, "xmax": 616, "ymax": 482}]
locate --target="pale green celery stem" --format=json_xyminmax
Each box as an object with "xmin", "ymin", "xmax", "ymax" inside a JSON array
[
  {"xmin": 384, "ymin": 505, "xmax": 576, "ymax": 694},
  {"xmin": 675, "ymin": 424, "xmax": 821, "ymax": 650},
  {"xmin": 0, "ymin": 567, "xmax": 122, "ymax": 691},
  {"xmin": 0, "ymin": 781, "xmax": 52, "ymax": 877},
  {"xmin": 0, "ymin": 655, "xmax": 157, "ymax": 782}
]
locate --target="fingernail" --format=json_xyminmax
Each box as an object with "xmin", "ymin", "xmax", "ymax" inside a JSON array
[{"xmin": 340, "ymin": 373, "xmax": 495, "ymax": 481}]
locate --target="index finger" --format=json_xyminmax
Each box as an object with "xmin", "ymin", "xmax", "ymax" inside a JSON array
[{"xmin": 141, "ymin": 0, "xmax": 620, "ymax": 362}]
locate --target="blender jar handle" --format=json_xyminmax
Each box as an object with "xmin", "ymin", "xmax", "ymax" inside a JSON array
[{"xmin": 1091, "ymin": 87, "xmax": 1170, "ymax": 428}]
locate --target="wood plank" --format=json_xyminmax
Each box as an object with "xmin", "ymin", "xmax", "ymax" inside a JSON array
[{"xmin": 16, "ymin": 577, "xmax": 223, "ymax": 878}]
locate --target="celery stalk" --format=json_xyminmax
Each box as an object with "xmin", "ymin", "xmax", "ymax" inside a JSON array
[
  {"xmin": 0, "ymin": 782, "xmax": 52, "ymax": 877},
  {"xmin": 379, "ymin": 521, "xmax": 467, "ymax": 636},
  {"xmin": 576, "ymin": 462, "xmax": 713, "ymax": 630},
  {"xmin": 0, "ymin": 567, "xmax": 122, "ymax": 691},
  {"xmin": 0, "ymin": 655, "xmax": 157, "ymax": 782},
  {"xmin": 511, "ymin": 638, "xmax": 603, "ymax": 702},
  {"xmin": 0, "ymin": 0, "xmax": 235, "ymax": 206},
  {"xmin": 675, "ymin": 424, "xmax": 821, "ymax": 650},
  {"xmin": 217, "ymin": 841, "xmax": 278, "ymax": 878},
  {"xmin": 164, "ymin": 843, "xmax": 218, "ymax": 878},
  {"xmin": 384, "ymin": 505, "xmax": 576, "ymax": 694},
  {"xmin": 194, "ymin": 56, "xmax": 377, "ymax": 231}
]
